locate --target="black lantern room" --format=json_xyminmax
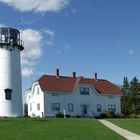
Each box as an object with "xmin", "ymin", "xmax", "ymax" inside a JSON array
[{"xmin": 0, "ymin": 27, "xmax": 24, "ymax": 51}]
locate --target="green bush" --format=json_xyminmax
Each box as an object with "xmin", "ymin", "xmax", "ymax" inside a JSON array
[
  {"xmin": 114, "ymin": 113, "xmax": 124, "ymax": 118},
  {"xmin": 129, "ymin": 113, "xmax": 137, "ymax": 118},
  {"xmin": 55, "ymin": 112, "xmax": 64, "ymax": 118},
  {"xmin": 94, "ymin": 116, "xmax": 101, "ymax": 119},
  {"xmin": 66, "ymin": 114, "xmax": 71, "ymax": 118},
  {"xmin": 136, "ymin": 114, "xmax": 140, "ymax": 118},
  {"xmin": 76, "ymin": 115, "xmax": 80, "ymax": 118},
  {"xmin": 99, "ymin": 110, "xmax": 116, "ymax": 118},
  {"xmin": 105, "ymin": 110, "xmax": 115, "ymax": 118},
  {"xmin": 100, "ymin": 113, "xmax": 107, "ymax": 119}
]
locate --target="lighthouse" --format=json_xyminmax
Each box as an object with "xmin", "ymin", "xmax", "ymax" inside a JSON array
[{"xmin": 0, "ymin": 27, "xmax": 24, "ymax": 117}]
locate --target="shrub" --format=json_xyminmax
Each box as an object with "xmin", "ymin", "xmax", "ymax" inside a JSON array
[
  {"xmin": 100, "ymin": 113, "xmax": 107, "ymax": 119},
  {"xmin": 76, "ymin": 115, "xmax": 80, "ymax": 118},
  {"xmin": 55, "ymin": 112, "xmax": 64, "ymax": 118},
  {"xmin": 105, "ymin": 110, "xmax": 115, "ymax": 118},
  {"xmin": 66, "ymin": 114, "xmax": 71, "ymax": 118},
  {"xmin": 94, "ymin": 116, "xmax": 101, "ymax": 119},
  {"xmin": 129, "ymin": 113, "xmax": 137, "ymax": 118},
  {"xmin": 136, "ymin": 114, "xmax": 140, "ymax": 118},
  {"xmin": 99, "ymin": 110, "xmax": 116, "ymax": 118},
  {"xmin": 114, "ymin": 113, "xmax": 124, "ymax": 118}
]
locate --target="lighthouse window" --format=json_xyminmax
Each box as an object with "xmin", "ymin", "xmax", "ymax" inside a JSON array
[{"xmin": 5, "ymin": 89, "xmax": 12, "ymax": 100}]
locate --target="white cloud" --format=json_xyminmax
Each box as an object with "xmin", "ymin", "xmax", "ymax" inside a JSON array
[
  {"xmin": 21, "ymin": 29, "xmax": 43, "ymax": 59},
  {"xmin": 66, "ymin": 44, "xmax": 71, "ymax": 49},
  {"xmin": 65, "ymin": 8, "xmax": 77, "ymax": 16},
  {"xmin": 0, "ymin": 0, "xmax": 69, "ymax": 12},
  {"xmin": 56, "ymin": 50, "xmax": 61, "ymax": 54},
  {"xmin": 21, "ymin": 29, "xmax": 43, "ymax": 77},
  {"xmin": 22, "ymin": 67, "xmax": 33, "ymax": 77},
  {"xmin": 0, "ymin": 23, "xmax": 6, "ymax": 27},
  {"xmin": 44, "ymin": 29, "xmax": 54, "ymax": 45},
  {"xmin": 21, "ymin": 28, "xmax": 54, "ymax": 77},
  {"xmin": 128, "ymin": 49, "xmax": 134, "ymax": 55},
  {"xmin": 71, "ymin": 8, "xmax": 76, "ymax": 14},
  {"xmin": 21, "ymin": 59, "xmax": 35, "ymax": 67}
]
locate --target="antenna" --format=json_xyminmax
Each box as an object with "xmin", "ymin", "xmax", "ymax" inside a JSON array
[
  {"xmin": 19, "ymin": 16, "xmax": 24, "ymax": 30},
  {"xmin": 31, "ymin": 73, "xmax": 33, "ymax": 85},
  {"xmin": 19, "ymin": 16, "xmax": 24, "ymax": 42}
]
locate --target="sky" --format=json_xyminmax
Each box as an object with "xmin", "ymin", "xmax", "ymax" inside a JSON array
[{"xmin": 0, "ymin": 0, "xmax": 140, "ymax": 97}]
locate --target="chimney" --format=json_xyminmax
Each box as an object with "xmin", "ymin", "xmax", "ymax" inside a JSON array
[
  {"xmin": 94, "ymin": 72, "xmax": 97, "ymax": 80},
  {"xmin": 72, "ymin": 72, "xmax": 76, "ymax": 78},
  {"xmin": 56, "ymin": 68, "xmax": 59, "ymax": 77}
]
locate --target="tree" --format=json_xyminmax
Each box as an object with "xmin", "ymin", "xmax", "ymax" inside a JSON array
[
  {"xmin": 121, "ymin": 77, "xmax": 130, "ymax": 116},
  {"xmin": 129, "ymin": 77, "xmax": 140, "ymax": 115},
  {"xmin": 121, "ymin": 77, "xmax": 140, "ymax": 117}
]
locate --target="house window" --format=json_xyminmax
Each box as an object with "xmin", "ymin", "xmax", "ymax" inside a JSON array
[
  {"xmin": 30, "ymin": 103, "xmax": 32, "ymax": 111},
  {"xmin": 80, "ymin": 87, "xmax": 89, "ymax": 95},
  {"xmin": 37, "ymin": 103, "xmax": 40, "ymax": 111},
  {"xmin": 51, "ymin": 103, "xmax": 60, "ymax": 111},
  {"xmin": 108, "ymin": 104, "xmax": 116, "ymax": 112},
  {"xmin": 37, "ymin": 87, "xmax": 39, "ymax": 95},
  {"xmin": 5, "ymin": 89, "xmax": 12, "ymax": 100},
  {"xmin": 68, "ymin": 103, "xmax": 73, "ymax": 112},
  {"xmin": 97, "ymin": 104, "xmax": 102, "ymax": 112}
]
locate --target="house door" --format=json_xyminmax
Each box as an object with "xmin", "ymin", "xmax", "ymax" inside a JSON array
[{"xmin": 81, "ymin": 105, "xmax": 88, "ymax": 115}]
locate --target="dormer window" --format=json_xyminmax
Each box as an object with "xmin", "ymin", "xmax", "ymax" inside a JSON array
[
  {"xmin": 80, "ymin": 87, "xmax": 89, "ymax": 95},
  {"xmin": 5, "ymin": 88, "xmax": 12, "ymax": 100}
]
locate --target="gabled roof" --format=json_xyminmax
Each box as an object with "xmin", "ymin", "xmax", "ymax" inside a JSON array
[
  {"xmin": 38, "ymin": 75, "xmax": 76, "ymax": 92},
  {"xmin": 38, "ymin": 75, "xmax": 122, "ymax": 94}
]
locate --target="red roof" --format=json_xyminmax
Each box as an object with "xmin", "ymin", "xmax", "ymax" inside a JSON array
[{"xmin": 38, "ymin": 75, "xmax": 122, "ymax": 94}]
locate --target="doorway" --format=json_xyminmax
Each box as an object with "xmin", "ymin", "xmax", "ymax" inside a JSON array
[{"xmin": 81, "ymin": 105, "xmax": 88, "ymax": 115}]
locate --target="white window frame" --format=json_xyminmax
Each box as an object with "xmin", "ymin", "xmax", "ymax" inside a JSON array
[
  {"xmin": 68, "ymin": 103, "xmax": 74, "ymax": 112},
  {"xmin": 80, "ymin": 87, "xmax": 89, "ymax": 95},
  {"xmin": 51, "ymin": 103, "xmax": 60, "ymax": 111},
  {"xmin": 97, "ymin": 104, "xmax": 102, "ymax": 112},
  {"xmin": 108, "ymin": 104, "xmax": 116, "ymax": 112}
]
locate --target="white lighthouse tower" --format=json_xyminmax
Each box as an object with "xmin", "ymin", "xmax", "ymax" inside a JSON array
[{"xmin": 0, "ymin": 27, "xmax": 24, "ymax": 117}]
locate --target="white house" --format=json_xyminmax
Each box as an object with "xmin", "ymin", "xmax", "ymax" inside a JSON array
[{"xmin": 26, "ymin": 69, "xmax": 122, "ymax": 118}]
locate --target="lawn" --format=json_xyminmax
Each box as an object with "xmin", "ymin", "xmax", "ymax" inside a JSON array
[
  {"xmin": 0, "ymin": 118, "xmax": 126, "ymax": 140},
  {"xmin": 108, "ymin": 119, "xmax": 140, "ymax": 135}
]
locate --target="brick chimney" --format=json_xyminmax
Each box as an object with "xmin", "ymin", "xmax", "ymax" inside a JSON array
[
  {"xmin": 94, "ymin": 72, "xmax": 97, "ymax": 80},
  {"xmin": 56, "ymin": 68, "xmax": 59, "ymax": 77},
  {"xmin": 72, "ymin": 72, "xmax": 76, "ymax": 78}
]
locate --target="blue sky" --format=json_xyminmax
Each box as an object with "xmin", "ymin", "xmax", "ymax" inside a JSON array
[{"xmin": 0, "ymin": 0, "xmax": 140, "ymax": 94}]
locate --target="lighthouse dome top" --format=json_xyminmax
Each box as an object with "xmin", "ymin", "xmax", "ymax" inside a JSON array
[{"xmin": 0, "ymin": 27, "xmax": 24, "ymax": 51}]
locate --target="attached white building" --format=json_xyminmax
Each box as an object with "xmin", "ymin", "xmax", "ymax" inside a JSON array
[{"xmin": 26, "ymin": 69, "xmax": 122, "ymax": 118}]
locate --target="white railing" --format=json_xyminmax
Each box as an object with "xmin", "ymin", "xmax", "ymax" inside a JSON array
[{"xmin": 0, "ymin": 36, "xmax": 23, "ymax": 46}]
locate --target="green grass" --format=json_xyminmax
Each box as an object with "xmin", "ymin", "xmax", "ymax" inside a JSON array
[
  {"xmin": 108, "ymin": 119, "xmax": 140, "ymax": 135},
  {"xmin": 0, "ymin": 118, "xmax": 126, "ymax": 140}
]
